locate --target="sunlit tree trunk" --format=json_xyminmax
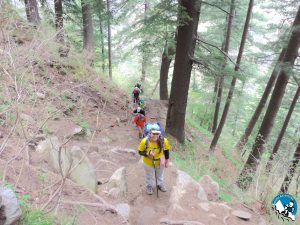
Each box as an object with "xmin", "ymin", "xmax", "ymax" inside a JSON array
[
  {"xmin": 266, "ymin": 85, "xmax": 300, "ymax": 172},
  {"xmin": 209, "ymin": 0, "xmax": 253, "ymax": 152},
  {"xmin": 280, "ymin": 139, "xmax": 300, "ymax": 193},
  {"xmin": 107, "ymin": 0, "xmax": 112, "ymax": 80},
  {"xmin": 54, "ymin": 0, "xmax": 64, "ymax": 43},
  {"xmin": 236, "ymin": 49, "xmax": 286, "ymax": 153},
  {"xmin": 81, "ymin": 0, "xmax": 93, "ymax": 50},
  {"xmin": 211, "ymin": 0, "xmax": 235, "ymax": 133},
  {"xmin": 24, "ymin": 0, "xmax": 41, "ymax": 25}
]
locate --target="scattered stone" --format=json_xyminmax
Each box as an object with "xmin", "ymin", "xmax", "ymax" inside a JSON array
[
  {"xmin": 111, "ymin": 147, "xmax": 137, "ymax": 155},
  {"xmin": 115, "ymin": 203, "xmax": 130, "ymax": 220},
  {"xmin": 160, "ymin": 219, "xmax": 205, "ymax": 225},
  {"xmin": 36, "ymin": 92, "xmax": 45, "ymax": 99},
  {"xmin": 120, "ymin": 118, "xmax": 128, "ymax": 123},
  {"xmin": 199, "ymin": 175, "xmax": 219, "ymax": 201},
  {"xmin": 209, "ymin": 214, "xmax": 216, "ymax": 218},
  {"xmin": 0, "ymin": 185, "xmax": 22, "ymax": 225},
  {"xmin": 199, "ymin": 202, "xmax": 211, "ymax": 212},
  {"xmin": 20, "ymin": 113, "xmax": 35, "ymax": 123},
  {"xmin": 232, "ymin": 210, "xmax": 252, "ymax": 221},
  {"xmin": 107, "ymin": 167, "xmax": 127, "ymax": 200},
  {"xmin": 28, "ymin": 134, "xmax": 46, "ymax": 146}
]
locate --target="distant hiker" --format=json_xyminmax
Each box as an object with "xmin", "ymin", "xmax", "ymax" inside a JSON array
[
  {"xmin": 132, "ymin": 84, "xmax": 142, "ymax": 104},
  {"xmin": 138, "ymin": 124, "xmax": 170, "ymax": 195},
  {"xmin": 133, "ymin": 106, "xmax": 145, "ymax": 116},
  {"xmin": 132, "ymin": 112, "xmax": 147, "ymax": 139},
  {"xmin": 138, "ymin": 97, "xmax": 145, "ymax": 109}
]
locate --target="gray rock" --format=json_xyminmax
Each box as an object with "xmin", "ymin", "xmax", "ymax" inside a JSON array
[
  {"xmin": 199, "ymin": 202, "xmax": 211, "ymax": 212},
  {"xmin": 69, "ymin": 146, "xmax": 97, "ymax": 192},
  {"xmin": 36, "ymin": 138, "xmax": 97, "ymax": 192},
  {"xmin": 116, "ymin": 203, "xmax": 130, "ymax": 220},
  {"xmin": 199, "ymin": 175, "xmax": 219, "ymax": 201},
  {"xmin": 111, "ymin": 147, "xmax": 137, "ymax": 155},
  {"xmin": 107, "ymin": 167, "xmax": 127, "ymax": 200},
  {"xmin": 0, "ymin": 185, "xmax": 22, "ymax": 225},
  {"xmin": 36, "ymin": 92, "xmax": 45, "ymax": 99},
  {"xmin": 197, "ymin": 185, "xmax": 208, "ymax": 202},
  {"xmin": 232, "ymin": 210, "xmax": 252, "ymax": 220}
]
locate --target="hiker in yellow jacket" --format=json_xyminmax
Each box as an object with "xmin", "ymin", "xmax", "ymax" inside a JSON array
[{"xmin": 138, "ymin": 124, "xmax": 170, "ymax": 195}]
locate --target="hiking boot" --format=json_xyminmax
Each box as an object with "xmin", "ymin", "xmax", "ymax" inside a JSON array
[
  {"xmin": 146, "ymin": 185, "xmax": 153, "ymax": 195},
  {"xmin": 158, "ymin": 185, "xmax": 167, "ymax": 192}
]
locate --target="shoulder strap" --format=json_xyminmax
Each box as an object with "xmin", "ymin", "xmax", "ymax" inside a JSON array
[{"xmin": 144, "ymin": 137, "xmax": 149, "ymax": 151}]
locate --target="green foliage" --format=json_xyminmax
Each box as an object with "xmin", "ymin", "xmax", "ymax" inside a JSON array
[
  {"xmin": 22, "ymin": 208, "xmax": 55, "ymax": 225},
  {"xmin": 75, "ymin": 112, "xmax": 90, "ymax": 130}
]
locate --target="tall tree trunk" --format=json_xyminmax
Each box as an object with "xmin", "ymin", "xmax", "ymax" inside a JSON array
[
  {"xmin": 236, "ymin": 49, "xmax": 286, "ymax": 153},
  {"xmin": 166, "ymin": 0, "xmax": 201, "ymax": 143},
  {"xmin": 237, "ymin": 7, "xmax": 300, "ymax": 190},
  {"xmin": 159, "ymin": 40, "xmax": 175, "ymax": 100},
  {"xmin": 141, "ymin": 0, "xmax": 149, "ymax": 82},
  {"xmin": 81, "ymin": 0, "xmax": 93, "ymax": 50},
  {"xmin": 209, "ymin": 0, "xmax": 253, "ymax": 152},
  {"xmin": 54, "ymin": 0, "xmax": 64, "ymax": 43},
  {"xmin": 107, "ymin": 0, "xmax": 112, "ymax": 80},
  {"xmin": 280, "ymin": 139, "xmax": 300, "ymax": 193},
  {"xmin": 99, "ymin": 17, "xmax": 105, "ymax": 74},
  {"xmin": 24, "ymin": 0, "xmax": 41, "ymax": 25},
  {"xmin": 211, "ymin": 0, "xmax": 235, "ymax": 134},
  {"xmin": 232, "ymin": 83, "xmax": 245, "ymax": 137},
  {"xmin": 266, "ymin": 85, "xmax": 300, "ymax": 172},
  {"xmin": 212, "ymin": 78, "xmax": 219, "ymax": 104}
]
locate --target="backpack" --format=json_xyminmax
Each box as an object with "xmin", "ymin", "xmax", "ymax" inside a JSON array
[
  {"xmin": 133, "ymin": 87, "xmax": 140, "ymax": 94},
  {"xmin": 143, "ymin": 122, "xmax": 165, "ymax": 152}
]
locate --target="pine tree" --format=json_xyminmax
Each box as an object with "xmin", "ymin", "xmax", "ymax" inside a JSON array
[{"xmin": 237, "ymin": 6, "xmax": 300, "ymax": 190}]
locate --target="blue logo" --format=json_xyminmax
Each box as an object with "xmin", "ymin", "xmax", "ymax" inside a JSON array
[{"xmin": 272, "ymin": 193, "xmax": 297, "ymax": 221}]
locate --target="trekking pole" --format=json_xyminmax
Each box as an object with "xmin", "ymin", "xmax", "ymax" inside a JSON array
[{"xmin": 152, "ymin": 157, "xmax": 159, "ymax": 198}]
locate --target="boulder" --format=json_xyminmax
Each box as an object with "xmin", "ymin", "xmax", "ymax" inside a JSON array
[
  {"xmin": 107, "ymin": 167, "xmax": 127, "ymax": 200},
  {"xmin": 36, "ymin": 138, "xmax": 97, "ymax": 192},
  {"xmin": 0, "ymin": 185, "xmax": 22, "ymax": 225},
  {"xmin": 199, "ymin": 202, "xmax": 211, "ymax": 212},
  {"xmin": 232, "ymin": 210, "xmax": 252, "ymax": 220},
  {"xmin": 198, "ymin": 175, "xmax": 219, "ymax": 201},
  {"xmin": 68, "ymin": 146, "xmax": 97, "ymax": 192},
  {"xmin": 170, "ymin": 170, "xmax": 207, "ymax": 205},
  {"xmin": 115, "ymin": 203, "xmax": 130, "ymax": 220}
]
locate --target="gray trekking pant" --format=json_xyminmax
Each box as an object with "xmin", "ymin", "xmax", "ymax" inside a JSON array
[{"xmin": 143, "ymin": 163, "xmax": 165, "ymax": 187}]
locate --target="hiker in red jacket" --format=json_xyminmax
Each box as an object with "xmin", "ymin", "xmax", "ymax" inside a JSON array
[{"xmin": 132, "ymin": 113, "xmax": 147, "ymax": 138}]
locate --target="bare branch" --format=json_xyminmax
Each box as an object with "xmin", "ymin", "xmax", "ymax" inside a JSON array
[
  {"xmin": 196, "ymin": 38, "xmax": 237, "ymax": 67},
  {"xmin": 202, "ymin": 1, "xmax": 229, "ymax": 14}
]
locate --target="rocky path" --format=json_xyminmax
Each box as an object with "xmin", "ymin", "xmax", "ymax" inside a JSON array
[{"xmin": 1, "ymin": 89, "xmax": 266, "ymax": 225}]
